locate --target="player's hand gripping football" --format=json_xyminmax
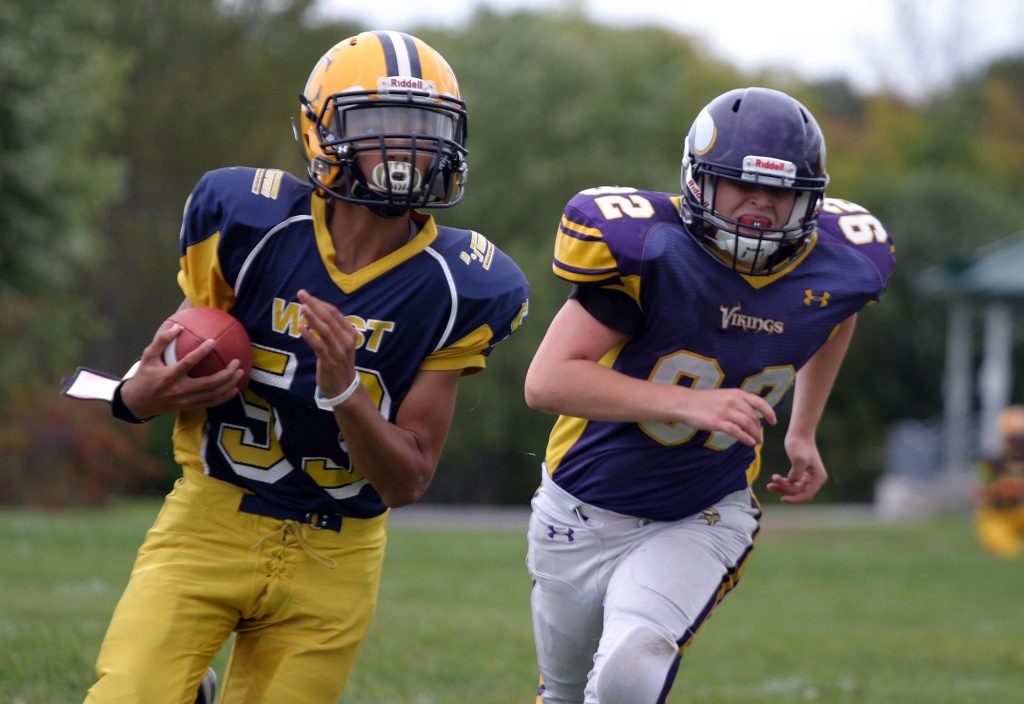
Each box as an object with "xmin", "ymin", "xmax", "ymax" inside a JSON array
[
  {"xmin": 767, "ymin": 434, "xmax": 828, "ymax": 503},
  {"xmin": 297, "ymin": 288, "xmax": 359, "ymax": 401},
  {"xmin": 120, "ymin": 324, "xmax": 244, "ymax": 418}
]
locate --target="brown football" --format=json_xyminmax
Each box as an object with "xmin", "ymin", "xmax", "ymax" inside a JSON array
[{"xmin": 159, "ymin": 307, "xmax": 251, "ymax": 390}]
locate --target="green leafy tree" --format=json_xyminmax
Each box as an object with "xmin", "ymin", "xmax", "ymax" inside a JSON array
[
  {"xmin": 0, "ymin": 0, "xmax": 171, "ymax": 506},
  {"xmin": 0, "ymin": 0, "xmax": 128, "ymax": 389}
]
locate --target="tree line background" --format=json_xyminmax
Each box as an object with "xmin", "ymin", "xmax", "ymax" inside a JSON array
[{"xmin": 3, "ymin": 0, "xmax": 1023, "ymax": 506}]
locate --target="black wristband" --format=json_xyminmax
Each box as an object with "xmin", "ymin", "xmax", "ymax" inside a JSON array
[{"xmin": 111, "ymin": 380, "xmax": 153, "ymax": 424}]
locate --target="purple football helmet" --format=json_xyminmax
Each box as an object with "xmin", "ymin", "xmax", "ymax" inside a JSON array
[{"xmin": 680, "ymin": 87, "xmax": 829, "ymax": 275}]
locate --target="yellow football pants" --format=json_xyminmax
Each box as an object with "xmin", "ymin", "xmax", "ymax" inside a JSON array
[
  {"xmin": 84, "ymin": 470, "xmax": 387, "ymax": 704},
  {"xmin": 976, "ymin": 504, "xmax": 1024, "ymax": 558}
]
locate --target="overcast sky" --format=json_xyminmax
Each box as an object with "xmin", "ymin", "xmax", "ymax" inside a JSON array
[{"xmin": 313, "ymin": 0, "xmax": 1024, "ymax": 100}]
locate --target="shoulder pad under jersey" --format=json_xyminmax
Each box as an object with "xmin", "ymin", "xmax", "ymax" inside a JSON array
[
  {"xmin": 178, "ymin": 167, "xmax": 312, "ymax": 306},
  {"xmin": 816, "ymin": 197, "xmax": 896, "ymax": 294},
  {"xmin": 422, "ymin": 225, "xmax": 530, "ymax": 371},
  {"xmin": 552, "ymin": 187, "xmax": 681, "ymax": 286}
]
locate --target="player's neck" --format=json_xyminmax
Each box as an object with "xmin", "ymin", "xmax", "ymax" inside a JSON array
[{"xmin": 327, "ymin": 200, "xmax": 413, "ymax": 273}]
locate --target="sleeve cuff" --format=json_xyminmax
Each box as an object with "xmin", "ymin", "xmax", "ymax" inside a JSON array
[{"xmin": 111, "ymin": 381, "xmax": 153, "ymax": 424}]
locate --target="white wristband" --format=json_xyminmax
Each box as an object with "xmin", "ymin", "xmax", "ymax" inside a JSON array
[{"xmin": 315, "ymin": 375, "xmax": 360, "ymax": 409}]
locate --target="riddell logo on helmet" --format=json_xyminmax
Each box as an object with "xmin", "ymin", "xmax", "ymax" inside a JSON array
[
  {"xmin": 379, "ymin": 76, "xmax": 437, "ymax": 95},
  {"xmin": 388, "ymin": 77, "xmax": 426, "ymax": 89},
  {"xmin": 743, "ymin": 155, "xmax": 796, "ymax": 182},
  {"xmin": 685, "ymin": 177, "xmax": 710, "ymax": 208}
]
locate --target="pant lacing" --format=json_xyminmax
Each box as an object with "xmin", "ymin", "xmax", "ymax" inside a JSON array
[{"xmin": 250, "ymin": 521, "xmax": 337, "ymax": 569}]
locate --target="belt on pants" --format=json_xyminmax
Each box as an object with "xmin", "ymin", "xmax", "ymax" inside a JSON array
[{"xmin": 239, "ymin": 494, "xmax": 343, "ymax": 532}]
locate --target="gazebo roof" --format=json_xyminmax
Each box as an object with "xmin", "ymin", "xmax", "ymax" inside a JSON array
[{"xmin": 917, "ymin": 233, "xmax": 1024, "ymax": 301}]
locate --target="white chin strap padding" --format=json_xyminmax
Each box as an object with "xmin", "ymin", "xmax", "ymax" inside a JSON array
[
  {"xmin": 785, "ymin": 191, "xmax": 813, "ymax": 231},
  {"xmin": 712, "ymin": 229, "xmax": 779, "ymax": 266}
]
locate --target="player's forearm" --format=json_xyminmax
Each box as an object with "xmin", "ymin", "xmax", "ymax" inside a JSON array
[
  {"xmin": 330, "ymin": 393, "xmax": 441, "ymax": 507},
  {"xmin": 525, "ymin": 358, "xmax": 702, "ymax": 423},
  {"xmin": 788, "ymin": 314, "xmax": 857, "ymax": 438}
]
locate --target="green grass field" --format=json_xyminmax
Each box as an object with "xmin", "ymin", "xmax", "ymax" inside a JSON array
[{"xmin": 2, "ymin": 501, "xmax": 1023, "ymax": 703}]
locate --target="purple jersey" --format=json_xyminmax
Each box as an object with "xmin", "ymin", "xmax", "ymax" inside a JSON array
[{"xmin": 544, "ymin": 188, "xmax": 895, "ymax": 520}]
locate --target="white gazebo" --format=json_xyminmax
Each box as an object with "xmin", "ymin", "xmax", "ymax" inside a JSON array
[
  {"xmin": 876, "ymin": 233, "xmax": 1024, "ymax": 518},
  {"xmin": 918, "ymin": 233, "xmax": 1024, "ymax": 463}
]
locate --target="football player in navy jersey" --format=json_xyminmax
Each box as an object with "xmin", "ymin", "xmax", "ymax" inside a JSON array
[
  {"xmin": 523, "ymin": 87, "xmax": 894, "ymax": 704},
  {"xmin": 72, "ymin": 31, "xmax": 528, "ymax": 704}
]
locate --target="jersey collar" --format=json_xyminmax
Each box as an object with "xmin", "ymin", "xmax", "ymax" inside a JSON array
[{"xmin": 310, "ymin": 195, "xmax": 438, "ymax": 293}]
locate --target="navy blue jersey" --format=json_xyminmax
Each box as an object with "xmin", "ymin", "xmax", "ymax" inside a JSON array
[
  {"xmin": 173, "ymin": 167, "xmax": 529, "ymax": 518},
  {"xmin": 545, "ymin": 187, "xmax": 894, "ymax": 520}
]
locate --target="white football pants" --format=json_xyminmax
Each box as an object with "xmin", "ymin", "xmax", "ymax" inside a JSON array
[{"xmin": 526, "ymin": 470, "xmax": 760, "ymax": 704}]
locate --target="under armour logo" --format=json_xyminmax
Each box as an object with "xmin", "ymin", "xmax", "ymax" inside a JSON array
[
  {"xmin": 803, "ymin": 289, "xmax": 831, "ymax": 307},
  {"xmin": 547, "ymin": 525, "xmax": 575, "ymax": 542},
  {"xmin": 700, "ymin": 508, "xmax": 721, "ymax": 526}
]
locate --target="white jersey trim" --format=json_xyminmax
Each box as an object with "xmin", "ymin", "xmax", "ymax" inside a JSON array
[
  {"xmin": 424, "ymin": 245, "xmax": 458, "ymax": 353},
  {"xmin": 235, "ymin": 214, "xmax": 313, "ymax": 297}
]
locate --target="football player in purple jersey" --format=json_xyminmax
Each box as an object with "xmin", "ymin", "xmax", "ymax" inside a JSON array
[
  {"xmin": 64, "ymin": 32, "xmax": 528, "ymax": 704},
  {"xmin": 523, "ymin": 87, "xmax": 894, "ymax": 704}
]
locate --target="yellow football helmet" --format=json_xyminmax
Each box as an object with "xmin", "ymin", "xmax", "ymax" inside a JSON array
[{"xmin": 296, "ymin": 31, "xmax": 468, "ymax": 216}]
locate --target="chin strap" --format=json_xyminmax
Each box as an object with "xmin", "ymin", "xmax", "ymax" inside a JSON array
[{"xmin": 366, "ymin": 204, "xmax": 410, "ymax": 218}]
